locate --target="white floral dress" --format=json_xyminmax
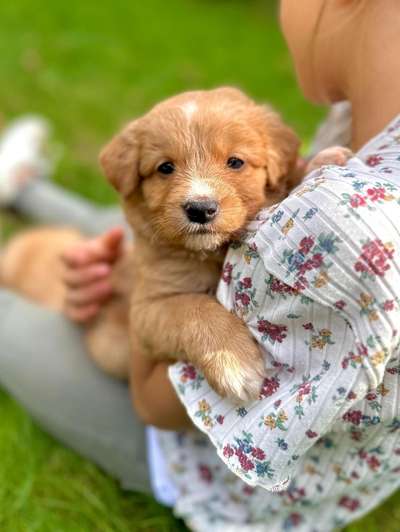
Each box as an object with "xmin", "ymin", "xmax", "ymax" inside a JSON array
[{"xmin": 161, "ymin": 116, "xmax": 400, "ymax": 532}]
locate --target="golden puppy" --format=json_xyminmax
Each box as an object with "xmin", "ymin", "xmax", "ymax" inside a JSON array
[
  {"xmin": 0, "ymin": 87, "xmax": 300, "ymax": 400},
  {"xmin": 100, "ymin": 87, "xmax": 300, "ymax": 401}
]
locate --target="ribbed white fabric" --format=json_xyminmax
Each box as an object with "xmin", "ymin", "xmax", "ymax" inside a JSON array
[{"xmin": 163, "ymin": 115, "xmax": 400, "ymax": 531}]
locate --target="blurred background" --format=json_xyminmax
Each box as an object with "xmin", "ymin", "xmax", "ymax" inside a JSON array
[
  {"xmin": 0, "ymin": 0, "xmax": 323, "ymax": 206},
  {"xmin": 0, "ymin": 1, "xmax": 398, "ymax": 530}
]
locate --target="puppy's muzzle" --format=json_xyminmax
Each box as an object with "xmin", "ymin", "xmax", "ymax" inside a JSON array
[{"xmin": 183, "ymin": 199, "xmax": 219, "ymax": 224}]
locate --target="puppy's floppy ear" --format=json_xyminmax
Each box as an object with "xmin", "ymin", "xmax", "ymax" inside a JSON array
[
  {"xmin": 99, "ymin": 120, "xmax": 141, "ymax": 198},
  {"xmin": 262, "ymin": 108, "xmax": 301, "ymax": 192}
]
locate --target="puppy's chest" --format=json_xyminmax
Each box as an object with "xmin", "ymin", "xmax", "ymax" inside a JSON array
[{"xmin": 135, "ymin": 252, "xmax": 222, "ymax": 299}]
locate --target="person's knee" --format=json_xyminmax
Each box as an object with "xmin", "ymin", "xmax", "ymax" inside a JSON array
[{"xmin": 0, "ymin": 290, "xmax": 80, "ymax": 383}]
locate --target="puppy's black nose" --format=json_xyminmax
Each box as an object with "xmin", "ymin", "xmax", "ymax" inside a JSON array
[{"xmin": 183, "ymin": 199, "xmax": 219, "ymax": 224}]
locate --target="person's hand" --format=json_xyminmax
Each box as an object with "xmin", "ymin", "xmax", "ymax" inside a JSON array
[{"xmin": 61, "ymin": 227, "xmax": 124, "ymax": 323}]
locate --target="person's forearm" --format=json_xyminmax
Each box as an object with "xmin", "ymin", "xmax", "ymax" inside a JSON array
[{"xmin": 129, "ymin": 347, "xmax": 192, "ymax": 430}]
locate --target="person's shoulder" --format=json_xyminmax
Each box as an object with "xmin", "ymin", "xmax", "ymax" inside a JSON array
[{"xmin": 238, "ymin": 166, "xmax": 397, "ymax": 303}]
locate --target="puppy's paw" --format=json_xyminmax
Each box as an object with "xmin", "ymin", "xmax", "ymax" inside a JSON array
[
  {"xmin": 201, "ymin": 339, "xmax": 265, "ymax": 403},
  {"xmin": 306, "ymin": 146, "xmax": 353, "ymax": 174}
]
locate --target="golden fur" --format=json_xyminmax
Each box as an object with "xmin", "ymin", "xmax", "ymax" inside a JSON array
[
  {"xmin": 100, "ymin": 87, "xmax": 300, "ymax": 400},
  {"xmin": 0, "ymin": 87, "xmax": 301, "ymax": 400}
]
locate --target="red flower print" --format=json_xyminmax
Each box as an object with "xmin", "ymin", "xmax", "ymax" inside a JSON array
[
  {"xmin": 198, "ymin": 464, "xmax": 213, "ymax": 483},
  {"xmin": 357, "ymin": 344, "xmax": 368, "ymax": 356},
  {"xmin": 366, "ymin": 154, "xmax": 383, "ymax": 167},
  {"xmin": 216, "ymin": 415, "xmax": 225, "ymax": 425},
  {"xmin": 243, "ymin": 485, "xmax": 255, "ymax": 496},
  {"xmin": 258, "ymin": 319, "xmax": 288, "ymax": 343},
  {"xmin": 349, "ymin": 193, "xmax": 366, "ymax": 208},
  {"xmin": 383, "ymin": 299, "xmax": 395, "ymax": 311},
  {"xmin": 293, "ymin": 276, "xmax": 308, "ymax": 292},
  {"xmin": 238, "ymin": 292, "xmax": 251, "ymax": 306},
  {"xmin": 338, "ymin": 496, "xmax": 360, "ymax": 512},
  {"xmin": 366, "ymin": 187, "xmax": 385, "ymax": 201},
  {"xmin": 350, "ymin": 430, "xmax": 363, "ymax": 442},
  {"xmin": 287, "ymin": 513, "xmax": 303, "ymax": 526},
  {"xmin": 260, "ymin": 376, "xmax": 280, "ymax": 398},
  {"xmin": 367, "ymin": 455, "xmax": 380, "ymax": 471},
  {"xmin": 302, "ymin": 322, "xmax": 314, "ymax": 330},
  {"xmin": 223, "ymin": 444, "xmax": 234, "ymax": 458},
  {"xmin": 251, "ymin": 447, "xmax": 266, "ymax": 460},
  {"xmin": 181, "ymin": 364, "xmax": 197, "ymax": 381},
  {"xmin": 270, "ymin": 278, "xmax": 298, "ymax": 295},
  {"xmin": 237, "ymin": 452, "xmax": 255, "ymax": 472},
  {"xmin": 298, "ymin": 258, "xmax": 316, "ymax": 275},
  {"xmin": 222, "ymin": 262, "xmax": 233, "ymax": 284},
  {"xmin": 366, "ymin": 392, "xmax": 377, "ymax": 401},
  {"xmin": 298, "ymin": 382, "xmax": 312, "ymax": 397},
  {"xmin": 306, "ymin": 429, "xmax": 318, "ymax": 439},
  {"xmin": 299, "ymin": 236, "xmax": 314, "ymax": 255},
  {"xmin": 241, "ymin": 277, "xmax": 252, "ymax": 289},
  {"xmin": 354, "ymin": 239, "xmax": 394, "ymax": 278},
  {"xmin": 347, "ymin": 390, "xmax": 357, "ymax": 401},
  {"xmin": 334, "ymin": 300, "xmax": 346, "ymax": 310},
  {"xmin": 343, "ymin": 410, "xmax": 363, "ymax": 426},
  {"xmin": 310, "ymin": 253, "xmax": 323, "ymax": 268}
]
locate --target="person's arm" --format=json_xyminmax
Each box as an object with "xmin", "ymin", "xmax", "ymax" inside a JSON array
[
  {"xmin": 128, "ymin": 338, "xmax": 191, "ymax": 430},
  {"xmin": 169, "ymin": 313, "xmax": 374, "ymax": 490},
  {"xmin": 168, "ymin": 179, "xmax": 398, "ymax": 490},
  {"xmin": 62, "ymin": 227, "xmax": 191, "ymax": 430}
]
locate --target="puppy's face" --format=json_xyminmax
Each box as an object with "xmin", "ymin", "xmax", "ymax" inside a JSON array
[{"xmin": 101, "ymin": 88, "xmax": 299, "ymax": 251}]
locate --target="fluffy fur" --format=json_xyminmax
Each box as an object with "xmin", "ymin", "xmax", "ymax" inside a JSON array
[
  {"xmin": 0, "ymin": 87, "xmax": 302, "ymax": 401},
  {"xmin": 100, "ymin": 87, "xmax": 300, "ymax": 401}
]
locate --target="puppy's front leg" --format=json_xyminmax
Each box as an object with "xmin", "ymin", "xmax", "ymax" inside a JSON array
[{"xmin": 132, "ymin": 294, "xmax": 265, "ymax": 402}]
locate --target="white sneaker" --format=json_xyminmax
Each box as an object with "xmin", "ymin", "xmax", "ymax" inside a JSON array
[{"xmin": 0, "ymin": 116, "xmax": 51, "ymax": 206}]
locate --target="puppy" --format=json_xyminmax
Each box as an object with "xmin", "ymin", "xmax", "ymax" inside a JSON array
[
  {"xmin": 0, "ymin": 87, "xmax": 301, "ymax": 401},
  {"xmin": 100, "ymin": 87, "xmax": 300, "ymax": 401}
]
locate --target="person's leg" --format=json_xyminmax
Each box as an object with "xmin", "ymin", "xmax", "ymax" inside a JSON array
[
  {"xmin": 13, "ymin": 180, "xmax": 129, "ymax": 236},
  {"xmin": 0, "ymin": 289, "xmax": 150, "ymax": 493},
  {"xmin": 0, "ymin": 115, "xmax": 128, "ymax": 236}
]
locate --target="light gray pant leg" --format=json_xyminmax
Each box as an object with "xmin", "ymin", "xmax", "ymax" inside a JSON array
[
  {"xmin": 13, "ymin": 180, "xmax": 129, "ymax": 236},
  {"xmin": 0, "ymin": 289, "xmax": 150, "ymax": 493}
]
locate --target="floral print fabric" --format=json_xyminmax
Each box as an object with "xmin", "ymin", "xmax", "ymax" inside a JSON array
[{"xmin": 162, "ymin": 116, "xmax": 400, "ymax": 531}]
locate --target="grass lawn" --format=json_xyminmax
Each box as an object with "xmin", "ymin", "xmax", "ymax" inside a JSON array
[{"xmin": 0, "ymin": 0, "xmax": 399, "ymax": 530}]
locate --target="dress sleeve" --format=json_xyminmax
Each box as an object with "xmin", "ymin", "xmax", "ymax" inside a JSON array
[{"xmin": 168, "ymin": 173, "xmax": 400, "ymax": 491}]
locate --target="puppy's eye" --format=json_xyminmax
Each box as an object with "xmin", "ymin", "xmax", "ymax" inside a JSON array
[
  {"xmin": 227, "ymin": 157, "xmax": 245, "ymax": 170},
  {"xmin": 157, "ymin": 161, "xmax": 175, "ymax": 175}
]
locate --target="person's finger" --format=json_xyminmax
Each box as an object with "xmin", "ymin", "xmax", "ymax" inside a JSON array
[
  {"xmin": 101, "ymin": 226, "xmax": 124, "ymax": 257},
  {"xmin": 61, "ymin": 227, "xmax": 124, "ymax": 268},
  {"xmin": 84, "ymin": 226, "xmax": 124, "ymax": 263},
  {"xmin": 65, "ymin": 303, "xmax": 100, "ymax": 323},
  {"xmin": 63, "ymin": 263, "xmax": 111, "ymax": 289},
  {"xmin": 64, "ymin": 279, "xmax": 113, "ymax": 306},
  {"xmin": 296, "ymin": 156, "xmax": 307, "ymax": 174}
]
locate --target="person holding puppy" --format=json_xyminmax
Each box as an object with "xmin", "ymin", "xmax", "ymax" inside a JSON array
[{"xmin": 1, "ymin": 1, "xmax": 400, "ymax": 530}]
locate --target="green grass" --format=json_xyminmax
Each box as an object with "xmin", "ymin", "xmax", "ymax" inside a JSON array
[{"xmin": 0, "ymin": 0, "xmax": 399, "ymax": 530}]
